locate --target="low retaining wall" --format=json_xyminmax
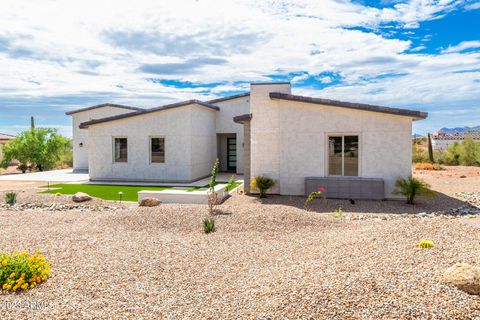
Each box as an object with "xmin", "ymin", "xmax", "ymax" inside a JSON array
[
  {"xmin": 138, "ymin": 184, "xmax": 230, "ymax": 205},
  {"xmin": 305, "ymin": 177, "xmax": 384, "ymax": 200}
]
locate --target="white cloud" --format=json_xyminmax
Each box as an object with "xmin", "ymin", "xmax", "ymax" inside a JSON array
[
  {"xmin": 0, "ymin": 0, "xmax": 478, "ymax": 135},
  {"xmin": 442, "ymin": 40, "xmax": 480, "ymax": 53}
]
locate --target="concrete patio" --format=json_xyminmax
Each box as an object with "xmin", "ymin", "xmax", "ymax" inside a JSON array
[{"xmin": 0, "ymin": 169, "xmax": 89, "ymax": 182}]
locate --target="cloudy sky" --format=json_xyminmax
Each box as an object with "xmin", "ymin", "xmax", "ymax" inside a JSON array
[{"xmin": 0, "ymin": 0, "xmax": 479, "ymax": 136}]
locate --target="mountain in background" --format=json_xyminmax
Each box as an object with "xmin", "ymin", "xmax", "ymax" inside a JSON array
[{"xmin": 439, "ymin": 125, "xmax": 480, "ymax": 133}]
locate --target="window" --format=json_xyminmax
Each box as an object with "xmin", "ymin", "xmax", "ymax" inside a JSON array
[
  {"xmin": 150, "ymin": 137, "xmax": 165, "ymax": 163},
  {"xmin": 114, "ymin": 138, "xmax": 128, "ymax": 163},
  {"xmin": 328, "ymin": 135, "xmax": 358, "ymax": 176}
]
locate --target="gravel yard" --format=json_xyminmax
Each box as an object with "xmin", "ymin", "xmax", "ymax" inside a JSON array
[{"xmin": 0, "ymin": 168, "xmax": 479, "ymax": 319}]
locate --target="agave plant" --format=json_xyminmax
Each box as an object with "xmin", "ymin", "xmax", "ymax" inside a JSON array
[
  {"xmin": 5, "ymin": 192, "xmax": 16, "ymax": 205},
  {"xmin": 203, "ymin": 217, "xmax": 215, "ymax": 234},
  {"xmin": 393, "ymin": 176, "xmax": 436, "ymax": 205},
  {"xmin": 250, "ymin": 176, "xmax": 275, "ymax": 198}
]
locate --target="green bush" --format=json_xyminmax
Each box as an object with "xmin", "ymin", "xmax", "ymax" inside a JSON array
[
  {"xmin": 5, "ymin": 192, "xmax": 16, "ymax": 205},
  {"xmin": 417, "ymin": 239, "xmax": 434, "ymax": 248},
  {"xmin": 0, "ymin": 250, "xmax": 51, "ymax": 291},
  {"xmin": 393, "ymin": 176, "xmax": 436, "ymax": 205},
  {"xmin": 412, "ymin": 143, "xmax": 429, "ymax": 163},
  {"xmin": 250, "ymin": 176, "xmax": 275, "ymax": 198},
  {"xmin": 443, "ymin": 139, "xmax": 480, "ymax": 166},
  {"xmin": 203, "ymin": 218, "xmax": 215, "ymax": 234}
]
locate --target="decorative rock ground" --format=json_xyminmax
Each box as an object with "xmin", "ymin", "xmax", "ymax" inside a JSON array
[
  {"xmin": 444, "ymin": 263, "xmax": 480, "ymax": 295},
  {"xmin": 139, "ymin": 197, "xmax": 161, "ymax": 207},
  {"xmin": 72, "ymin": 192, "xmax": 92, "ymax": 202}
]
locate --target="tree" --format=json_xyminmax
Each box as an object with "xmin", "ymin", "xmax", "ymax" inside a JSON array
[{"xmin": 0, "ymin": 128, "xmax": 70, "ymax": 172}]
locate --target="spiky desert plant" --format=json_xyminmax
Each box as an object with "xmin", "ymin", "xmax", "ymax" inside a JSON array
[
  {"xmin": 393, "ymin": 176, "xmax": 436, "ymax": 205},
  {"xmin": 5, "ymin": 192, "xmax": 16, "ymax": 205},
  {"xmin": 250, "ymin": 176, "xmax": 275, "ymax": 198},
  {"xmin": 203, "ymin": 218, "xmax": 215, "ymax": 234}
]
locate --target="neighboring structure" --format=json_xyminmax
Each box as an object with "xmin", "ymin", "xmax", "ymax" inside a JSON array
[
  {"xmin": 0, "ymin": 133, "xmax": 15, "ymax": 161},
  {"xmin": 431, "ymin": 131, "xmax": 480, "ymax": 150},
  {"xmin": 68, "ymin": 82, "xmax": 427, "ymax": 198}
]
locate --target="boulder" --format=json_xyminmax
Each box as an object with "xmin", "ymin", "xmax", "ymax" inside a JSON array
[
  {"xmin": 72, "ymin": 192, "xmax": 92, "ymax": 203},
  {"xmin": 444, "ymin": 263, "xmax": 480, "ymax": 295},
  {"xmin": 139, "ymin": 197, "xmax": 161, "ymax": 207}
]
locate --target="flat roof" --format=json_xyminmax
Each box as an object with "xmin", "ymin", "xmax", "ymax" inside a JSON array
[
  {"xmin": 79, "ymin": 100, "xmax": 220, "ymax": 129},
  {"xmin": 269, "ymin": 92, "xmax": 428, "ymax": 120},
  {"xmin": 65, "ymin": 103, "xmax": 144, "ymax": 115}
]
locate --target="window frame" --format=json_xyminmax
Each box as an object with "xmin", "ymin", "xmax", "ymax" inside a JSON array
[
  {"xmin": 113, "ymin": 136, "xmax": 128, "ymax": 163},
  {"xmin": 326, "ymin": 133, "xmax": 360, "ymax": 177},
  {"xmin": 149, "ymin": 136, "xmax": 165, "ymax": 164}
]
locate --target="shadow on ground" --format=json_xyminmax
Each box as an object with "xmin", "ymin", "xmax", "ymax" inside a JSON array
[{"xmin": 238, "ymin": 191, "xmax": 467, "ymax": 215}]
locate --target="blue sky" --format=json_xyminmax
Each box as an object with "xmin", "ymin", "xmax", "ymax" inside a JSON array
[{"xmin": 0, "ymin": 0, "xmax": 479, "ymax": 136}]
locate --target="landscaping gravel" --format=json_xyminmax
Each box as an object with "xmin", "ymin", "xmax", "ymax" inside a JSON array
[
  {"xmin": 0, "ymin": 193, "xmax": 479, "ymax": 319},
  {"xmin": 0, "ymin": 166, "xmax": 479, "ymax": 319}
]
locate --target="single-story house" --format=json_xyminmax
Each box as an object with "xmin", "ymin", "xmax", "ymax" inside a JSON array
[
  {"xmin": 0, "ymin": 133, "xmax": 16, "ymax": 161},
  {"xmin": 67, "ymin": 82, "xmax": 427, "ymax": 199}
]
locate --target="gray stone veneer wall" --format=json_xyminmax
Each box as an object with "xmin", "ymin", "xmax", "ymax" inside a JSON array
[{"xmin": 305, "ymin": 177, "xmax": 384, "ymax": 200}]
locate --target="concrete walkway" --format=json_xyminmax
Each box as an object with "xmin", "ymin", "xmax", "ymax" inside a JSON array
[
  {"xmin": 86, "ymin": 173, "xmax": 244, "ymax": 187},
  {"xmin": 0, "ymin": 169, "xmax": 89, "ymax": 182}
]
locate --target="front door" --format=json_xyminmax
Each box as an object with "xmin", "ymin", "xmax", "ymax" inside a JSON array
[{"xmin": 227, "ymin": 138, "xmax": 237, "ymax": 172}]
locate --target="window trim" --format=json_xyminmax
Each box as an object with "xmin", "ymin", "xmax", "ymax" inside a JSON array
[
  {"xmin": 149, "ymin": 136, "xmax": 165, "ymax": 164},
  {"xmin": 112, "ymin": 136, "xmax": 128, "ymax": 163},
  {"xmin": 326, "ymin": 133, "xmax": 361, "ymax": 177}
]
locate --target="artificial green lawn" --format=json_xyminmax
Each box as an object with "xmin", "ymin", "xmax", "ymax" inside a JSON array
[{"xmin": 40, "ymin": 181, "xmax": 242, "ymax": 202}]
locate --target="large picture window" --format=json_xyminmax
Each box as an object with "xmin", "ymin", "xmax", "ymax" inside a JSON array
[
  {"xmin": 328, "ymin": 135, "xmax": 359, "ymax": 176},
  {"xmin": 150, "ymin": 137, "xmax": 165, "ymax": 163},
  {"xmin": 113, "ymin": 138, "xmax": 128, "ymax": 163}
]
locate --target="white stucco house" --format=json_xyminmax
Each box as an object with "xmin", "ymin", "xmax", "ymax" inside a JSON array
[{"xmin": 67, "ymin": 82, "xmax": 427, "ymax": 199}]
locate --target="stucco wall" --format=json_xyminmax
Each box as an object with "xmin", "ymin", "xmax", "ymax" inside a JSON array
[
  {"xmin": 190, "ymin": 107, "xmax": 217, "ymax": 180},
  {"xmin": 214, "ymin": 96, "xmax": 249, "ymax": 173},
  {"xmin": 86, "ymin": 105, "xmax": 217, "ymax": 182},
  {"xmin": 275, "ymin": 100, "xmax": 412, "ymax": 197},
  {"xmin": 250, "ymin": 83, "xmax": 291, "ymax": 194},
  {"xmin": 71, "ymin": 106, "xmax": 137, "ymax": 170}
]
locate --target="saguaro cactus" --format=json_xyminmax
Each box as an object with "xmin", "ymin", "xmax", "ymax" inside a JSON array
[{"xmin": 427, "ymin": 133, "xmax": 434, "ymax": 163}]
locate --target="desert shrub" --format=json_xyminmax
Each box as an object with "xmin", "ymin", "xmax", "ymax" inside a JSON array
[
  {"xmin": 206, "ymin": 159, "xmax": 220, "ymax": 215},
  {"xmin": 412, "ymin": 143, "xmax": 428, "ymax": 163},
  {"xmin": 16, "ymin": 163, "xmax": 29, "ymax": 173},
  {"xmin": 203, "ymin": 218, "xmax": 215, "ymax": 234},
  {"xmin": 443, "ymin": 139, "xmax": 480, "ymax": 166},
  {"xmin": 332, "ymin": 208, "xmax": 345, "ymax": 219},
  {"xmin": 415, "ymin": 163, "xmax": 444, "ymax": 170},
  {"xmin": 461, "ymin": 138, "xmax": 480, "ymax": 166},
  {"xmin": 417, "ymin": 239, "xmax": 434, "ymax": 248},
  {"xmin": 393, "ymin": 176, "xmax": 436, "ymax": 205},
  {"xmin": 0, "ymin": 250, "xmax": 51, "ymax": 291},
  {"xmin": 434, "ymin": 150, "xmax": 447, "ymax": 164},
  {"xmin": 5, "ymin": 192, "xmax": 16, "ymax": 205},
  {"xmin": 304, "ymin": 187, "xmax": 325, "ymax": 211},
  {"xmin": 250, "ymin": 176, "xmax": 275, "ymax": 198}
]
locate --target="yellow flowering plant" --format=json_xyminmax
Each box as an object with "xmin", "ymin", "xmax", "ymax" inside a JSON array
[{"xmin": 0, "ymin": 250, "xmax": 51, "ymax": 292}]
